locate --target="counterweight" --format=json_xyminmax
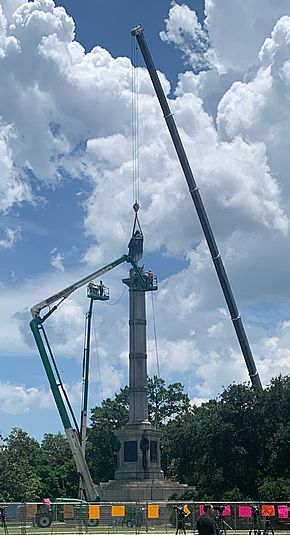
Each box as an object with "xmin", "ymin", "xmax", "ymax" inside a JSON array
[{"xmin": 131, "ymin": 25, "xmax": 262, "ymax": 390}]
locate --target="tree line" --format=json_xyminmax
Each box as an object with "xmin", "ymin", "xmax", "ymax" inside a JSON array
[{"xmin": 0, "ymin": 375, "xmax": 289, "ymax": 502}]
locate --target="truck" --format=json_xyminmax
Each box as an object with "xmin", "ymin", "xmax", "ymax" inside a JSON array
[{"xmin": 35, "ymin": 498, "xmax": 98, "ymax": 528}]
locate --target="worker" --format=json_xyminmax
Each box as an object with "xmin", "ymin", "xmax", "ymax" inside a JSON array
[
  {"xmin": 148, "ymin": 270, "xmax": 153, "ymax": 285},
  {"xmin": 98, "ymin": 280, "xmax": 104, "ymax": 296},
  {"xmin": 88, "ymin": 280, "xmax": 97, "ymax": 297}
]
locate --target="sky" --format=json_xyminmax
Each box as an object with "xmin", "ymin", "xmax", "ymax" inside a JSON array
[{"xmin": 1, "ymin": 0, "xmax": 290, "ymax": 442}]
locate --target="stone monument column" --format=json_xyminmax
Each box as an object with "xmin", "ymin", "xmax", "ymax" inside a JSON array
[
  {"xmin": 114, "ymin": 268, "xmax": 163, "ymax": 481},
  {"xmin": 128, "ymin": 269, "xmax": 149, "ymax": 424}
]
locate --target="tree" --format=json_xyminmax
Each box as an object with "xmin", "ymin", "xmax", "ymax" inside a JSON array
[
  {"xmin": 0, "ymin": 428, "xmax": 44, "ymax": 501},
  {"xmin": 0, "ymin": 429, "xmax": 80, "ymax": 500},
  {"xmin": 148, "ymin": 376, "xmax": 191, "ymax": 426},
  {"xmin": 161, "ymin": 377, "xmax": 290, "ymax": 500},
  {"xmin": 161, "ymin": 412, "xmax": 196, "ymax": 484},
  {"xmin": 1, "ymin": 374, "xmax": 289, "ymax": 501},
  {"xmin": 40, "ymin": 433, "xmax": 79, "ymax": 497},
  {"xmin": 164, "ymin": 384, "xmax": 263, "ymax": 499},
  {"xmin": 258, "ymin": 476, "xmax": 290, "ymax": 500},
  {"xmin": 256, "ymin": 375, "xmax": 290, "ymax": 481}
]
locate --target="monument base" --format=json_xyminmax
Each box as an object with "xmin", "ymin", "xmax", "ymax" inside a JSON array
[
  {"xmin": 114, "ymin": 424, "xmax": 164, "ymax": 481},
  {"xmin": 97, "ymin": 478, "xmax": 191, "ymax": 501}
]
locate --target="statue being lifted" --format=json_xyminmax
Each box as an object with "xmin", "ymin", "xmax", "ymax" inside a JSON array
[
  {"xmin": 128, "ymin": 229, "xmax": 143, "ymax": 262},
  {"xmin": 128, "ymin": 202, "xmax": 143, "ymax": 262}
]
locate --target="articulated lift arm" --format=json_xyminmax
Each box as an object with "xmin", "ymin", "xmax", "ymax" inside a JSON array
[
  {"xmin": 31, "ymin": 255, "xmax": 130, "ymax": 318},
  {"xmin": 131, "ymin": 25, "xmax": 262, "ymax": 390},
  {"xmin": 30, "ymin": 253, "xmax": 147, "ymax": 501}
]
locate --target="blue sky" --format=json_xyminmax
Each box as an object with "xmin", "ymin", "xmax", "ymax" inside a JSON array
[
  {"xmin": 54, "ymin": 0, "xmax": 205, "ymax": 83},
  {"xmin": 1, "ymin": 0, "xmax": 290, "ymax": 442}
]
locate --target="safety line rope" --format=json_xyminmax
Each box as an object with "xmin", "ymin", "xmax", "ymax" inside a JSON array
[{"xmin": 151, "ymin": 291, "xmax": 160, "ymax": 378}]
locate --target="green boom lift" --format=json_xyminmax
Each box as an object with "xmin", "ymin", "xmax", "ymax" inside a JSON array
[{"xmin": 30, "ymin": 253, "xmax": 153, "ymax": 501}]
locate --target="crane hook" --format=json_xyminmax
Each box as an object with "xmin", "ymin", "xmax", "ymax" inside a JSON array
[{"xmin": 133, "ymin": 201, "xmax": 139, "ymax": 213}]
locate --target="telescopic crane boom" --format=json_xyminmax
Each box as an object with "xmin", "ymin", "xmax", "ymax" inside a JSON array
[{"xmin": 131, "ymin": 25, "xmax": 262, "ymax": 390}]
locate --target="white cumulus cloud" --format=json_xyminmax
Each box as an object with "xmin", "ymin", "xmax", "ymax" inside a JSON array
[{"xmin": 0, "ymin": 382, "xmax": 53, "ymax": 414}]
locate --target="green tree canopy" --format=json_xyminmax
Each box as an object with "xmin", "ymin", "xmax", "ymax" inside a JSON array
[
  {"xmin": 0, "ymin": 428, "xmax": 43, "ymax": 501},
  {"xmin": 40, "ymin": 433, "xmax": 78, "ymax": 497},
  {"xmin": 0, "ymin": 375, "xmax": 289, "ymax": 501}
]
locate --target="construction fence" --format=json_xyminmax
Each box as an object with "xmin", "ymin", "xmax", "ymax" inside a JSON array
[{"xmin": 1, "ymin": 501, "xmax": 290, "ymax": 534}]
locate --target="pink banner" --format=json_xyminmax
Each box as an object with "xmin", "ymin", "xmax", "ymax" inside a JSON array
[
  {"xmin": 278, "ymin": 505, "xmax": 288, "ymax": 519},
  {"xmin": 199, "ymin": 505, "xmax": 205, "ymax": 515},
  {"xmin": 239, "ymin": 506, "xmax": 252, "ymax": 518},
  {"xmin": 222, "ymin": 505, "xmax": 231, "ymax": 517}
]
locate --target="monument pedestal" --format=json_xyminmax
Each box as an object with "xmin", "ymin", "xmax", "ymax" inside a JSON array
[
  {"xmin": 97, "ymin": 478, "xmax": 189, "ymax": 501},
  {"xmin": 115, "ymin": 424, "xmax": 163, "ymax": 481}
]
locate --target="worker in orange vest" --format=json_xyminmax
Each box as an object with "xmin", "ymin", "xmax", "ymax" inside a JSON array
[{"xmin": 148, "ymin": 270, "xmax": 153, "ymax": 285}]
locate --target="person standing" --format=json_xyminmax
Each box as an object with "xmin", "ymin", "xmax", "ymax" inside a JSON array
[
  {"xmin": 197, "ymin": 504, "xmax": 217, "ymax": 535},
  {"xmin": 147, "ymin": 270, "xmax": 153, "ymax": 285},
  {"xmin": 175, "ymin": 506, "xmax": 186, "ymax": 535},
  {"xmin": 98, "ymin": 280, "xmax": 104, "ymax": 296}
]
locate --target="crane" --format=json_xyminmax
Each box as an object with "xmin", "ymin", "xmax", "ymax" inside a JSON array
[
  {"xmin": 30, "ymin": 253, "xmax": 152, "ymax": 501},
  {"xmin": 131, "ymin": 25, "xmax": 262, "ymax": 391}
]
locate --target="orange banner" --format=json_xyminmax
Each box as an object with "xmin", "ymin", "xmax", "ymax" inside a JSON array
[
  {"xmin": 148, "ymin": 504, "xmax": 159, "ymax": 519},
  {"xmin": 111, "ymin": 505, "xmax": 125, "ymax": 517},
  {"xmin": 261, "ymin": 505, "xmax": 275, "ymax": 517},
  {"xmin": 89, "ymin": 505, "xmax": 100, "ymax": 520}
]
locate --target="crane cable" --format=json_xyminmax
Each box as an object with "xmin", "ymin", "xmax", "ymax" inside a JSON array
[
  {"xmin": 131, "ymin": 36, "xmax": 140, "ymax": 207},
  {"xmin": 150, "ymin": 292, "xmax": 164, "ymax": 427},
  {"xmin": 151, "ymin": 292, "xmax": 161, "ymax": 378},
  {"xmin": 131, "ymin": 34, "xmax": 144, "ymax": 240},
  {"xmin": 105, "ymin": 286, "xmax": 126, "ymax": 306}
]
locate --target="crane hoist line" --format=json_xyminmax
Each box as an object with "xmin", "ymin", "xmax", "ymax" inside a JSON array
[{"xmin": 131, "ymin": 24, "xmax": 262, "ymax": 391}]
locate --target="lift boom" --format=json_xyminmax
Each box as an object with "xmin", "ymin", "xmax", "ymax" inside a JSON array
[
  {"xmin": 31, "ymin": 255, "xmax": 130, "ymax": 318},
  {"xmin": 131, "ymin": 25, "xmax": 262, "ymax": 390},
  {"xmin": 30, "ymin": 253, "xmax": 149, "ymax": 501},
  {"xmin": 30, "ymin": 317, "xmax": 98, "ymax": 501}
]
